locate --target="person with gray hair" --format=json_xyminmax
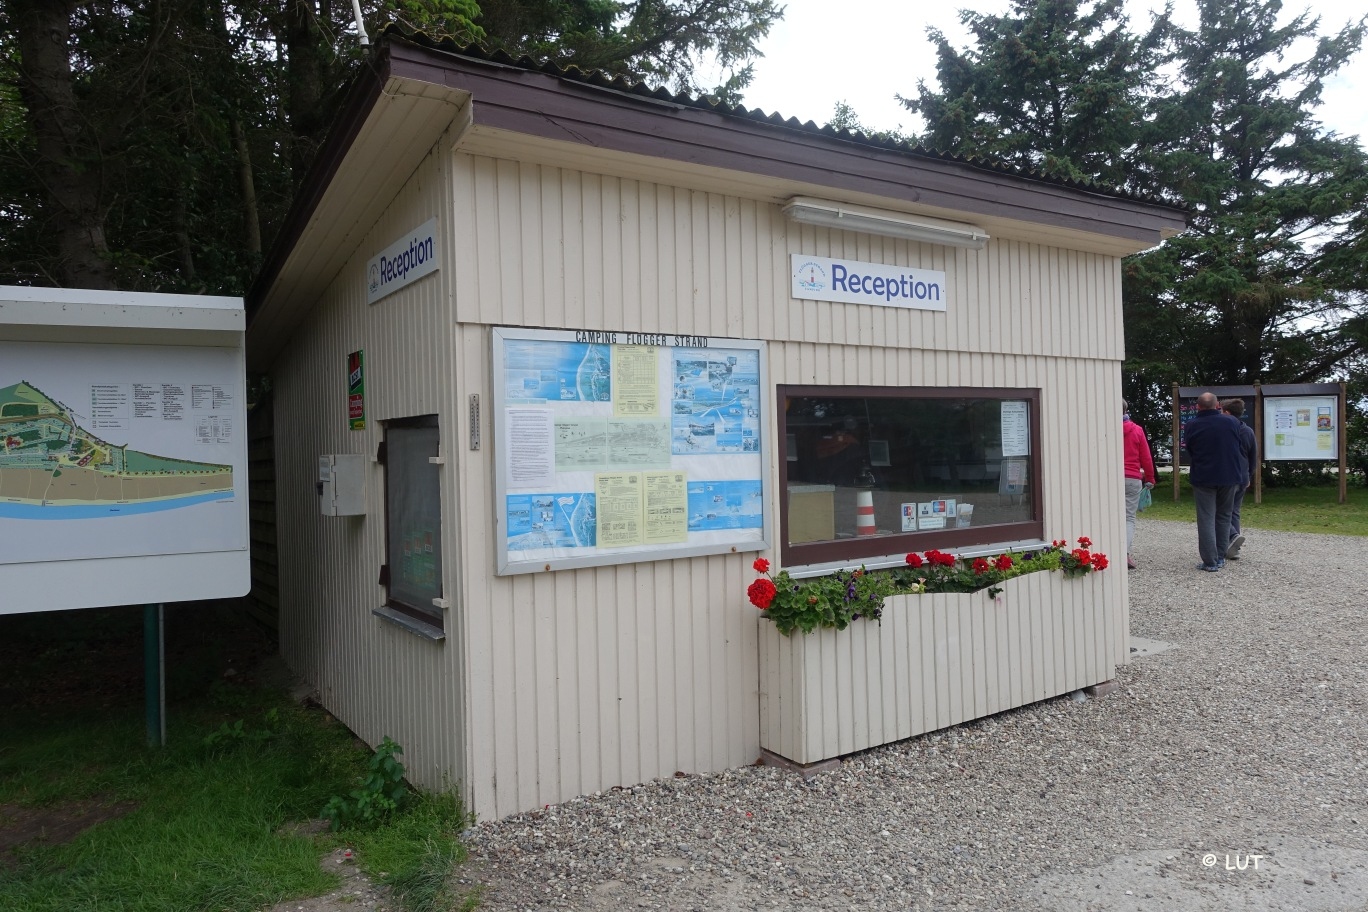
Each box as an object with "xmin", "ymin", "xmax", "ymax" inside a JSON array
[{"xmin": 1183, "ymin": 391, "xmax": 1247, "ymax": 571}]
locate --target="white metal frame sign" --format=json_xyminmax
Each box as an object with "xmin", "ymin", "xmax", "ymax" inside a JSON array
[
  {"xmin": 0, "ymin": 287, "xmax": 251, "ymax": 613},
  {"xmin": 791, "ymin": 253, "xmax": 948, "ymax": 311},
  {"xmin": 1263, "ymin": 395, "xmax": 1339, "ymax": 460},
  {"xmin": 492, "ymin": 327, "xmax": 769, "ymax": 575}
]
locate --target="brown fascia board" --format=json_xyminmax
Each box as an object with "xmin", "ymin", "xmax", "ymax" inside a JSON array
[{"xmin": 386, "ymin": 39, "xmax": 1186, "ymax": 244}]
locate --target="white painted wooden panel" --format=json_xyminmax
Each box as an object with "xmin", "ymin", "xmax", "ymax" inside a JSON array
[
  {"xmin": 449, "ymin": 155, "xmax": 1123, "ymax": 363},
  {"xmin": 758, "ymin": 571, "xmax": 1112, "ymax": 766}
]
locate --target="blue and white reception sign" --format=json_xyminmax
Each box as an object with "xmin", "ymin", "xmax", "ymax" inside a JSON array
[
  {"xmin": 366, "ymin": 218, "xmax": 440, "ymax": 305},
  {"xmin": 791, "ymin": 254, "xmax": 947, "ymax": 312}
]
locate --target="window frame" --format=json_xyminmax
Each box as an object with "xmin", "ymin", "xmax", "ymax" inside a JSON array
[
  {"xmin": 777, "ymin": 385, "xmax": 1044, "ymax": 567},
  {"xmin": 379, "ymin": 414, "xmax": 444, "ymax": 629}
]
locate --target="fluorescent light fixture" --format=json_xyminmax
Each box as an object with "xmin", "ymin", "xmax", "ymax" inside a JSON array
[{"xmin": 782, "ymin": 197, "xmax": 989, "ymax": 249}]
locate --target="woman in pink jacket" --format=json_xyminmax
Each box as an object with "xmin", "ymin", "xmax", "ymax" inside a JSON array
[{"xmin": 1123, "ymin": 400, "xmax": 1157, "ymax": 569}]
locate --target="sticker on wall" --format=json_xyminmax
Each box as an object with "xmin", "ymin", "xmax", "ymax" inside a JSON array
[{"xmin": 348, "ymin": 350, "xmax": 365, "ymax": 430}]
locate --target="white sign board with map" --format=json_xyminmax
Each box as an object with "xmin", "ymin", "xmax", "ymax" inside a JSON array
[
  {"xmin": 0, "ymin": 287, "xmax": 250, "ymax": 612},
  {"xmin": 493, "ymin": 327, "xmax": 768, "ymax": 574}
]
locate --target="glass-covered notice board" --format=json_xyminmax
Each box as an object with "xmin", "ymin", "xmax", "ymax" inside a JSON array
[{"xmin": 492, "ymin": 327, "xmax": 770, "ymax": 574}]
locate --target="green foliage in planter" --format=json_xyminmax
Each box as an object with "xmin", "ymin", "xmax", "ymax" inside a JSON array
[{"xmin": 746, "ymin": 538, "xmax": 1106, "ymax": 636}]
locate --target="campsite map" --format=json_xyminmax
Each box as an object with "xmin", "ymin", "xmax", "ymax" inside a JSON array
[{"xmin": 0, "ymin": 381, "xmax": 234, "ymax": 517}]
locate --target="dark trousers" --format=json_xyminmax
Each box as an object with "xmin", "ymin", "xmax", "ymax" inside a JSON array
[
  {"xmin": 1231, "ymin": 484, "xmax": 1247, "ymax": 536},
  {"xmin": 1193, "ymin": 484, "xmax": 1239, "ymax": 567}
]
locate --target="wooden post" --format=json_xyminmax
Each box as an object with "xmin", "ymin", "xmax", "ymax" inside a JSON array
[
  {"xmin": 1171, "ymin": 383, "xmax": 1181, "ymax": 501},
  {"xmin": 1253, "ymin": 384, "xmax": 1262, "ymax": 505},
  {"xmin": 1340, "ymin": 381, "xmax": 1348, "ymax": 505}
]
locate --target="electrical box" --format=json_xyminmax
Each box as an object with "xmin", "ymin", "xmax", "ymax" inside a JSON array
[{"xmin": 318, "ymin": 454, "xmax": 366, "ymax": 516}]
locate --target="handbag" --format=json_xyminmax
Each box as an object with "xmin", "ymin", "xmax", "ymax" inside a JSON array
[{"xmin": 1137, "ymin": 485, "xmax": 1153, "ymax": 512}]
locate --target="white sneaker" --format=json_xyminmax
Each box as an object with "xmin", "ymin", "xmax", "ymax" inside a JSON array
[{"xmin": 1226, "ymin": 534, "xmax": 1245, "ymax": 560}]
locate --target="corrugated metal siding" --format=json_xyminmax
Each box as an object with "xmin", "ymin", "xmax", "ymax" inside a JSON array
[{"xmin": 272, "ymin": 136, "xmax": 469, "ymax": 797}]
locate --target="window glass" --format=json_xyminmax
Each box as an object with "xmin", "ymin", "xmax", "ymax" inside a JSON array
[
  {"xmin": 780, "ymin": 388, "xmax": 1040, "ymax": 564},
  {"xmin": 385, "ymin": 420, "xmax": 442, "ymax": 618}
]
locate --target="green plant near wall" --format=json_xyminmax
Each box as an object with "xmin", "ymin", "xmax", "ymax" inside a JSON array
[
  {"xmin": 322, "ymin": 736, "xmax": 409, "ymax": 830},
  {"xmin": 746, "ymin": 538, "xmax": 1109, "ymax": 636}
]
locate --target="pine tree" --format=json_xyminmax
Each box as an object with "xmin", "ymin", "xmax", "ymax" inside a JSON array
[
  {"xmin": 901, "ymin": 0, "xmax": 1170, "ymax": 189},
  {"xmin": 1124, "ymin": 0, "xmax": 1368, "ymax": 395}
]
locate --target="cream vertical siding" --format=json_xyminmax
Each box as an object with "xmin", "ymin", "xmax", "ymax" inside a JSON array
[
  {"xmin": 272, "ymin": 135, "xmax": 469, "ymax": 797},
  {"xmin": 447, "ymin": 153, "xmax": 1127, "ymax": 820},
  {"xmin": 273, "ymin": 144, "xmax": 1129, "ymax": 823}
]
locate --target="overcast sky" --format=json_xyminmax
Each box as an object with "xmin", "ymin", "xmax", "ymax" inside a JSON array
[{"xmin": 738, "ymin": 0, "xmax": 1368, "ymax": 145}]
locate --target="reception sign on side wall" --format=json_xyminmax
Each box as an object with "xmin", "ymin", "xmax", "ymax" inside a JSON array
[
  {"xmin": 366, "ymin": 218, "xmax": 439, "ymax": 305},
  {"xmin": 791, "ymin": 254, "xmax": 948, "ymax": 311}
]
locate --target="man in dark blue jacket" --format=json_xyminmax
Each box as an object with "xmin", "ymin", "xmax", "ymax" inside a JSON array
[{"xmin": 1184, "ymin": 392, "xmax": 1247, "ymax": 571}]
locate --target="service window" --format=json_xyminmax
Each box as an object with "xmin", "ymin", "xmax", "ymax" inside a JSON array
[
  {"xmin": 779, "ymin": 386, "xmax": 1042, "ymax": 566},
  {"xmin": 380, "ymin": 415, "xmax": 443, "ymax": 628}
]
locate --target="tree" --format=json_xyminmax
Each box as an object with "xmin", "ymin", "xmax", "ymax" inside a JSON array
[
  {"xmin": 474, "ymin": 0, "xmax": 782, "ymax": 100},
  {"xmin": 895, "ymin": 0, "xmax": 1368, "ymax": 447},
  {"xmin": 0, "ymin": 1, "xmax": 780, "ymax": 291},
  {"xmin": 900, "ymin": 0, "xmax": 1171, "ymax": 189},
  {"xmin": 1123, "ymin": 0, "xmax": 1368, "ymax": 401}
]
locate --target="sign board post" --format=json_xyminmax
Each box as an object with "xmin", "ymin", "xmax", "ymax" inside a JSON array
[
  {"xmin": 1261, "ymin": 382, "xmax": 1347, "ymax": 504},
  {"xmin": 1173, "ymin": 382, "xmax": 1346, "ymax": 506}
]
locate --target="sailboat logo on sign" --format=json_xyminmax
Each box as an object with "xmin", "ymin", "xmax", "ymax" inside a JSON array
[{"xmin": 796, "ymin": 261, "xmax": 826, "ymax": 292}]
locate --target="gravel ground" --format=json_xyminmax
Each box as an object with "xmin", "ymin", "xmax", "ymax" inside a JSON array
[{"xmin": 462, "ymin": 520, "xmax": 1368, "ymax": 911}]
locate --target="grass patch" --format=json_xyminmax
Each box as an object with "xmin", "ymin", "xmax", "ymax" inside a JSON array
[
  {"xmin": 0, "ymin": 608, "xmax": 473, "ymax": 912},
  {"xmin": 1145, "ymin": 473, "xmax": 1368, "ymax": 536}
]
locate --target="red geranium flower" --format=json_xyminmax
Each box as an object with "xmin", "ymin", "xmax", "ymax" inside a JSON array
[
  {"xmin": 905, "ymin": 552, "xmax": 924, "ymax": 568},
  {"xmin": 747, "ymin": 577, "xmax": 777, "ymax": 609},
  {"xmin": 1052, "ymin": 539, "xmax": 1067, "ymax": 549},
  {"xmin": 1072, "ymin": 548, "xmax": 1091, "ymax": 564},
  {"xmin": 972, "ymin": 557, "xmax": 990, "ymax": 575},
  {"xmin": 753, "ymin": 557, "xmax": 770, "ymax": 574},
  {"xmin": 994, "ymin": 553, "xmax": 1014, "ymax": 571},
  {"xmin": 1091, "ymin": 553, "xmax": 1109, "ymax": 570},
  {"xmin": 925, "ymin": 549, "xmax": 956, "ymax": 567},
  {"xmin": 1077, "ymin": 536, "xmax": 1093, "ymax": 548}
]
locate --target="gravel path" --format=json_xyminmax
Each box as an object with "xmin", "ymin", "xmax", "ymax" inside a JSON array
[{"xmin": 462, "ymin": 521, "xmax": 1368, "ymax": 911}]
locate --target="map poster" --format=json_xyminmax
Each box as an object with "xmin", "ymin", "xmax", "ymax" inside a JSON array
[
  {"xmin": 493, "ymin": 327, "xmax": 768, "ymax": 574},
  {"xmin": 0, "ymin": 340, "xmax": 248, "ymax": 565}
]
